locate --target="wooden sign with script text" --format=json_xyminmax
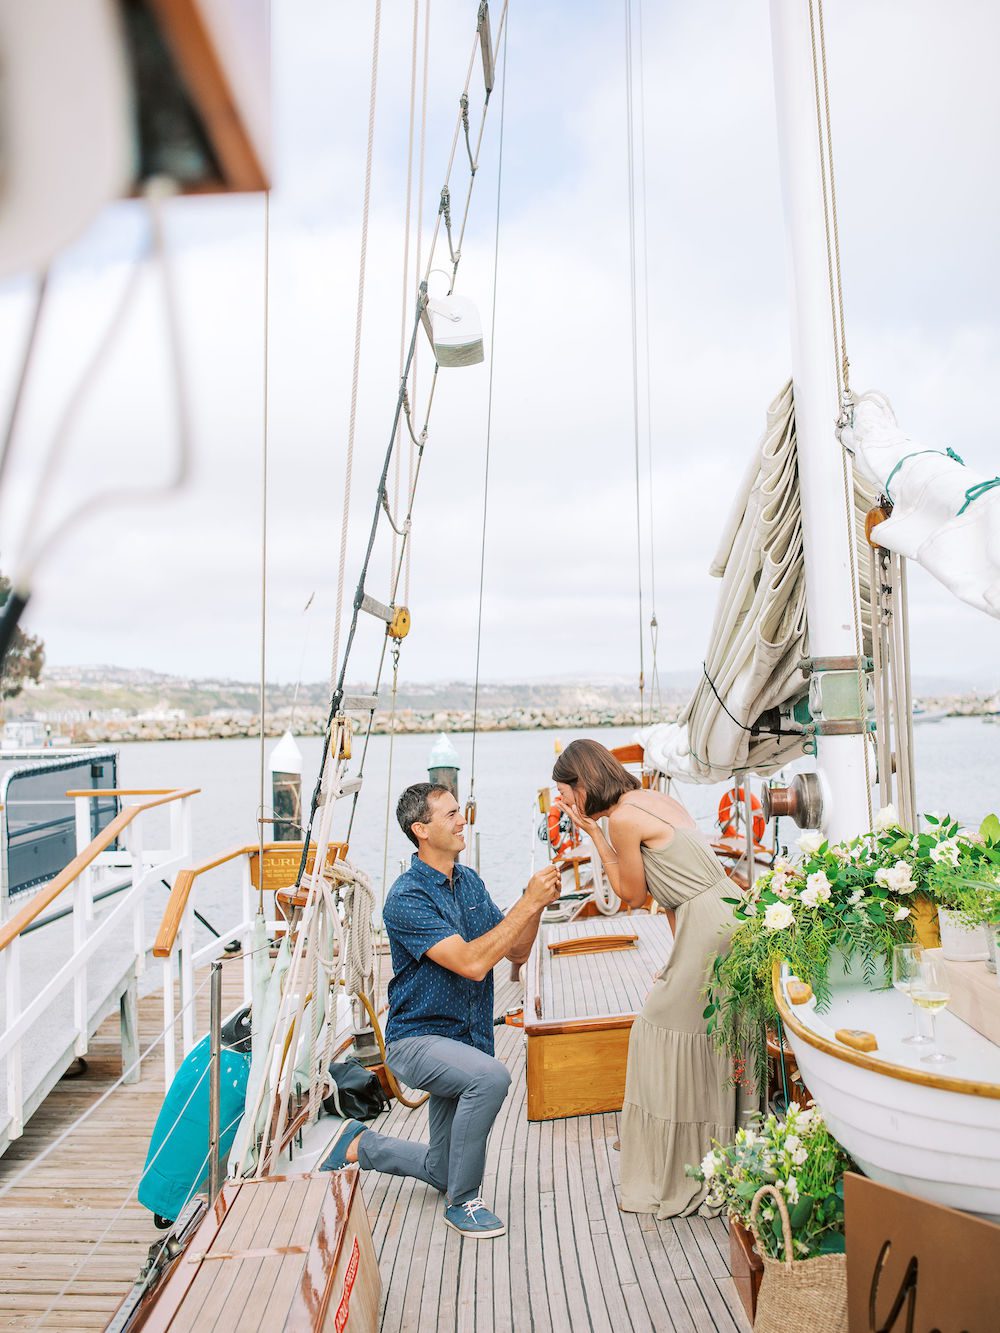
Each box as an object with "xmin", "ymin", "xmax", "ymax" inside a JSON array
[
  {"xmin": 248, "ymin": 842, "xmax": 347, "ymax": 893},
  {"xmin": 845, "ymin": 1173, "xmax": 1000, "ymax": 1331}
]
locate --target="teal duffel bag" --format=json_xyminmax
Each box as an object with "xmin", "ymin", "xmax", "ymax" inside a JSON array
[{"xmin": 138, "ymin": 1018, "xmax": 251, "ymax": 1226}]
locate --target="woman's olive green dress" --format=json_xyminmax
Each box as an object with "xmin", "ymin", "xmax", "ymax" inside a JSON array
[{"xmin": 618, "ymin": 824, "xmax": 739, "ymax": 1218}]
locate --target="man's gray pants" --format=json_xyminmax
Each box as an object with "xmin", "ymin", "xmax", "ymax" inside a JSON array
[{"xmin": 356, "ymin": 1033, "xmax": 511, "ymax": 1206}]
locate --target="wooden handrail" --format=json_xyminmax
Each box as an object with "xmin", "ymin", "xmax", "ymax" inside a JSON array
[
  {"xmin": 153, "ymin": 840, "xmax": 346, "ymax": 959},
  {"xmin": 0, "ymin": 788, "xmax": 199, "ymax": 954},
  {"xmin": 65, "ymin": 788, "xmax": 189, "ymax": 798}
]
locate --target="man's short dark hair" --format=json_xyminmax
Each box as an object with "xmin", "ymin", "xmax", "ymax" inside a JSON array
[{"xmin": 396, "ymin": 782, "xmax": 452, "ymax": 847}]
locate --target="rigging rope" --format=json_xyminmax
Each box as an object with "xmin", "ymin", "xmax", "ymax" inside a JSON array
[
  {"xmin": 624, "ymin": 0, "xmax": 646, "ymax": 726},
  {"xmin": 330, "ymin": 0, "xmax": 383, "ymax": 690},
  {"xmin": 807, "ymin": 0, "xmax": 874, "ymax": 830},
  {"xmin": 635, "ymin": 0, "xmax": 662, "ymax": 720},
  {"xmin": 469, "ymin": 9, "xmax": 509, "ymax": 802},
  {"xmin": 298, "ymin": 2, "xmax": 510, "ymax": 875}
]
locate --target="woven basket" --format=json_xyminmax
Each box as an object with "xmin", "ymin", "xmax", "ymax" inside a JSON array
[{"xmin": 749, "ymin": 1184, "xmax": 847, "ymax": 1333}]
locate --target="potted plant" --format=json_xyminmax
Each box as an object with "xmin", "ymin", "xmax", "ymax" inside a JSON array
[
  {"xmin": 687, "ymin": 1102, "xmax": 852, "ymax": 1327},
  {"xmin": 924, "ymin": 813, "xmax": 1000, "ymax": 966},
  {"xmin": 704, "ymin": 810, "xmax": 920, "ymax": 1091}
]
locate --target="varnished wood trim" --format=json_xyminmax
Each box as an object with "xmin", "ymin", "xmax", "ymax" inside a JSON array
[
  {"xmin": 146, "ymin": 0, "xmax": 268, "ymax": 191},
  {"xmin": 65, "ymin": 788, "xmax": 186, "ymax": 798},
  {"xmin": 772, "ymin": 959, "xmax": 1000, "ymax": 1100},
  {"xmin": 153, "ymin": 841, "xmax": 346, "ymax": 958},
  {"xmin": 610, "ymin": 743, "xmax": 644, "ymax": 764},
  {"xmin": 0, "ymin": 789, "xmax": 199, "ymax": 954},
  {"xmin": 523, "ymin": 1012, "xmax": 637, "ymax": 1038}
]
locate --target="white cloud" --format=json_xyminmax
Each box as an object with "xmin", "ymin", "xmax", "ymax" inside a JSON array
[{"xmin": 0, "ymin": 0, "xmax": 997, "ymax": 687}]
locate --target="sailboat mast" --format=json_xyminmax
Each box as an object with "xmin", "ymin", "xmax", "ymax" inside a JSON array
[{"xmin": 768, "ymin": 0, "xmax": 873, "ymax": 840}]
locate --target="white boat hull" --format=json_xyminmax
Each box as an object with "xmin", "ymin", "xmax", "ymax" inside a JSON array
[{"xmin": 777, "ymin": 964, "xmax": 1000, "ymax": 1221}]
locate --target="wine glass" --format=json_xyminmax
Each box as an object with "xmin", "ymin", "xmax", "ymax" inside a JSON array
[
  {"xmin": 892, "ymin": 943, "xmax": 931, "ymax": 1045},
  {"xmin": 910, "ymin": 954, "xmax": 955, "ymax": 1065}
]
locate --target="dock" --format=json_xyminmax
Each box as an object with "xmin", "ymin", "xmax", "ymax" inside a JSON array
[{"xmin": 0, "ymin": 954, "xmax": 749, "ymax": 1332}]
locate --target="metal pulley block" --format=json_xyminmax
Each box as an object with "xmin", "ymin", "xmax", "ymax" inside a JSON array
[{"xmin": 388, "ymin": 605, "xmax": 411, "ymax": 639}]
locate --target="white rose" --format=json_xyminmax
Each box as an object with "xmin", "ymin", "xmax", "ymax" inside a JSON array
[
  {"xmin": 876, "ymin": 804, "xmax": 900, "ymax": 832},
  {"xmin": 799, "ymin": 884, "xmax": 820, "ymax": 908},
  {"xmin": 894, "ymin": 905, "xmax": 911, "ymax": 922},
  {"xmin": 797, "ymin": 830, "xmax": 825, "ymax": 856},
  {"xmin": 929, "ymin": 838, "xmax": 960, "ymax": 867},
  {"xmin": 886, "ymin": 861, "xmax": 916, "ymax": 894},
  {"xmin": 764, "ymin": 902, "xmax": 795, "ymax": 931},
  {"xmin": 785, "ymin": 1175, "xmax": 800, "ymax": 1205},
  {"xmin": 831, "ymin": 844, "xmax": 851, "ymax": 862},
  {"xmin": 784, "ymin": 1134, "xmax": 801, "ymax": 1152},
  {"xmin": 874, "ymin": 867, "xmax": 892, "ymax": 887},
  {"xmin": 849, "ymin": 888, "xmax": 865, "ymax": 906},
  {"xmin": 700, "ymin": 1151, "xmax": 717, "ymax": 1179},
  {"xmin": 796, "ymin": 1106, "xmax": 816, "ymax": 1127},
  {"xmin": 792, "ymin": 1145, "xmax": 808, "ymax": 1166}
]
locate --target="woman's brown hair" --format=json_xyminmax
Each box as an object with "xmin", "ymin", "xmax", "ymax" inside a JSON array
[{"xmin": 552, "ymin": 739, "xmax": 640, "ymax": 817}]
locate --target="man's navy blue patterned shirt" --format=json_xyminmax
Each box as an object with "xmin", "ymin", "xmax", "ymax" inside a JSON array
[{"xmin": 382, "ymin": 854, "xmax": 505, "ymax": 1055}]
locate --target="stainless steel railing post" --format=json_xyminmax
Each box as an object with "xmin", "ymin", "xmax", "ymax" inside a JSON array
[{"xmin": 208, "ymin": 959, "xmax": 223, "ymax": 1204}]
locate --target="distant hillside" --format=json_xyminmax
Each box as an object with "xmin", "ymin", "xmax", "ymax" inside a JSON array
[{"xmin": 8, "ymin": 665, "xmax": 695, "ymax": 723}]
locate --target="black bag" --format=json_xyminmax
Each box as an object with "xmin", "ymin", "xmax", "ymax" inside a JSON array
[{"xmin": 322, "ymin": 1056, "xmax": 388, "ymax": 1121}]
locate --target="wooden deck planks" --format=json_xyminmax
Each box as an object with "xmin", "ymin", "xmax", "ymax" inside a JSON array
[{"xmin": 0, "ymin": 953, "xmax": 750, "ymax": 1333}]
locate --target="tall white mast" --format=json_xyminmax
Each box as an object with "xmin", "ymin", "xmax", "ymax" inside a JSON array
[{"xmin": 768, "ymin": 0, "xmax": 874, "ymax": 839}]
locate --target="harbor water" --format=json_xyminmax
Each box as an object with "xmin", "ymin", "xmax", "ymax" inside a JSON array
[{"xmin": 114, "ymin": 717, "xmax": 1000, "ymax": 922}]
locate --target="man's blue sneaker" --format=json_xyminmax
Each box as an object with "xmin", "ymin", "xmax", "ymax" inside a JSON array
[{"xmin": 443, "ymin": 1197, "xmax": 506, "ymax": 1239}]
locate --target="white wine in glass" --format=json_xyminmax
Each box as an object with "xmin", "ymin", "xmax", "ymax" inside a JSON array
[
  {"xmin": 892, "ymin": 944, "xmax": 931, "ymax": 1045},
  {"xmin": 910, "ymin": 955, "xmax": 955, "ymax": 1064}
]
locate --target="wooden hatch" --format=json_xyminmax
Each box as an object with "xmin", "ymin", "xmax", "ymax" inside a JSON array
[
  {"xmin": 524, "ymin": 914, "xmax": 674, "ymax": 1121},
  {"xmin": 125, "ymin": 1170, "xmax": 379, "ymax": 1332}
]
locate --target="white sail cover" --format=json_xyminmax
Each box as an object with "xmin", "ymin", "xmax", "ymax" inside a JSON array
[
  {"xmin": 841, "ymin": 390, "xmax": 1000, "ymax": 619},
  {"xmin": 642, "ymin": 382, "xmax": 875, "ymax": 782}
]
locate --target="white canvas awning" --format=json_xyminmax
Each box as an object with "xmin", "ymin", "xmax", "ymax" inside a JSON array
[
  {"xmin": 841, "ymin": 391, "xmax": 1000, "ymax": 619},
  {"xmin": 642, "ymin": 381, "xmax": 875, "ymax": 783}
]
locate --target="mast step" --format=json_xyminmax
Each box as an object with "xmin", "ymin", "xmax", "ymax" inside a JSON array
[
  {"xmin": 341, "ymin": 693, "xmax": 379, "ymax": 713},
  {"xmin": 357, "ymin": 593, "xmax": 393, "ymax": 624}
]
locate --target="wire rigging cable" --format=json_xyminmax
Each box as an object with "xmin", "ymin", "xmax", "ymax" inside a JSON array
[
  {"xmin": 469, "ymin": 10, "xmax": 509, "ymax": 804},
  {"xmin": 624, "ymin": 0, "xmax": 646, "ymax": 726},
  {"xmin": 295, "ymin": 2, "xmax": 510, "ymax": 883},
  {"xmin": 257, "ymin": 186, "xmax": 271, "ymax": 913},
  {"xmin": 330, "ymin": 0, "xmax": 383, "ymax": 691},
  {"xmin": 635, "ymin": 0, "xmax": 662, "ymax": 720}
]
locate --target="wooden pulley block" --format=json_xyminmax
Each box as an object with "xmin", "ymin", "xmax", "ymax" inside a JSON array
[{"xmin": 865, "ymin": 504, "xmax": 892, "ymax": 548}]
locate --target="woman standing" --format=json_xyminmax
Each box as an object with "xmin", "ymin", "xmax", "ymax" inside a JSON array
[{"xmin": 552, "ymin": 738, "xmax": 743, "ymax": 1219}]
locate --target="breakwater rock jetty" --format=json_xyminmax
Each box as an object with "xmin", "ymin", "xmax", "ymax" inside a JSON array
[{"xmin": 6, "ymin": 666, "xmax": 997, "ymax": 744}]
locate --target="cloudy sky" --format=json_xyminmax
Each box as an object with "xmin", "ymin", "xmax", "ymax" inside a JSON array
[{"xmin": 0, "ymin": 0, "xmax": 998, "ymax": 692}]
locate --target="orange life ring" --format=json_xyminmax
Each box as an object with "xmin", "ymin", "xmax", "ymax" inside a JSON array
[
  {"xmin": 547, "ymin": 804, "xmax": 581, "ymax": 858},
  {"xmin": 717, "ymin": 787, "xmax": 766, "ymax": 844}
]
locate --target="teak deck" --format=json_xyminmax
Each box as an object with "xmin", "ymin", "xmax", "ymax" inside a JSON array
[
  {"xmin": 0, "ymin": 952, "xmax": 748, "ymax": 1332},
  {"xmin": 524, "ymin": 915, "xmax": 674, "ymax": 1120}
]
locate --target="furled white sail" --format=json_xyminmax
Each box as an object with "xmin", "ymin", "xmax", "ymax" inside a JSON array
[
  {"xmin": 841, "ymin": 391, "xmax": 1000, "ymax": 619},
  {"xmin": 642, "ymin": 382, "xmax": 875, "ymax": 782}
]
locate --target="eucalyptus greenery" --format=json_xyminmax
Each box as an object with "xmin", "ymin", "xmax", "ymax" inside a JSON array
[
  {"xmin": 704, "ymin": 807, "xmax": 1000, "ymax": 1090},
  {"xmin": 687, "ymin": 1102, "xmax": 853, "ymax": 1260}
]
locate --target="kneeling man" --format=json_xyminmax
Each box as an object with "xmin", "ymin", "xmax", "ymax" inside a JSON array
[{"xmin": 322, "ymin": 782, "xmax": 559, "ymax": 1238}]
